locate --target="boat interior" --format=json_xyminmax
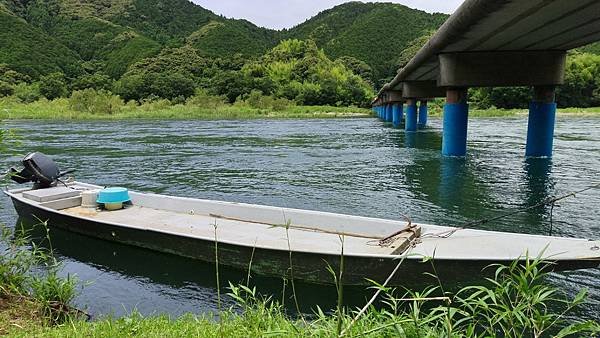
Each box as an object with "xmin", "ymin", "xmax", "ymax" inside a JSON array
[{"xmin": 7, "ymin": 183, "xmax": 600, "ymax": 262}]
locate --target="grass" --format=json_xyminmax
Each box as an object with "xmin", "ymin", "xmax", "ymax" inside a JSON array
[
  {"xmin": 425, "ymin": 106, "xmax": 600, "ymax": 117},
  {"xmin": 2, "ymin": 96, "xmax": 600, "ymax": 121},
  {"xmin": 3, "ymin": 258, "xmax": 600, "ymax": 337},
  {"xmin": 0, "ymin": 97, "xmax": 372, "ymax": 120}
]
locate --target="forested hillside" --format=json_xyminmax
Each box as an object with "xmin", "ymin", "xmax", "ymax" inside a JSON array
[
  {"xmin": 0, "ymin": 0, "xmax": 445, "ymax": 86},
  {"xmin": 286, "ymin": 2, "xmax": 447, "ymax": 86},
  {"xmin": 0, "ymin": 0, "xmax": 599, "ymax": 109}
]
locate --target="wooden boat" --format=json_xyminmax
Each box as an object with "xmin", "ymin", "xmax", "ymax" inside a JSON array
[{"xmin": 5, "ymin": 182, "xmax": 600, "ymax": 285}]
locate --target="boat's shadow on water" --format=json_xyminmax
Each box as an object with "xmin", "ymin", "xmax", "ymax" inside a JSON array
[{"xmin": 17, "ymin": 217, "xmax": 494, "ymax": 314}]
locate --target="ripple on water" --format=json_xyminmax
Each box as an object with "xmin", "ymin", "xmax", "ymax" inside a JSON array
[{"xmin": 1, "ymin": 117, "xmax": 599, "ymax": 321}]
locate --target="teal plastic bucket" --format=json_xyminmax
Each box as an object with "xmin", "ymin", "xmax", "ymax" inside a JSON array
[{"xmin": 97, "ymin": 187, "xmax": 130, "ymax": 204}]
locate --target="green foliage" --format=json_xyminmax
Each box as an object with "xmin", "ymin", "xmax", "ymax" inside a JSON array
[
  {"xmin": 470, "ymin": 87, "xmax": 531, "ymax": 109},
  {"xmin": 0, "ymin": 11, "xmax": 81, "ymax": 79},
  {"xmin": 13, "ymin": 82, "xmax": 41, "ymax": 103},
  {"xmin": 47, "ymin": 17, "xmax": 161, "ymax": 78},
  {"xmin": 286, "ymin": 2, "xmax": 447, "ymax": 87},
  {"xmin": 115, "ymin": 72, "xmax": 195, "ymax": 102},
  {"xmin": 336, "ymin": 56, "xmax": 373, "ymax": 84},
  {"xmin": 0, "ymin": 63, "xmax": 31, "ymax": 84},
  {"xmin": 397, "ymin": 29, "xmax": 436, "ymax": 68},
  {"xmin": 11, "ymin": 257, "xmax": 598, "ymax": 337},
  {"xmin": 557, "ymin": 52, "xmax": 600, "ymax": 107},
  {"xmin": 71, "ymin": 71, "xmax": 114, "ymax": 91},
  {"xmin": 236, "ymin": 90, "xmax": 295, "ymax": 111},
  {"xmin": 187, "ymin": 20, "xmax": 275, "ymax": 58},
  {"xmin": 0, "ymin": 221, "xmax": 81, "ymax": 326},
  {"xmin": 69, "ymin": 88, "xmax": 124, "ymax": 114},
  {"xmin": 30, "ymin": 272, "xmax": 78, "ymax": 324},
  {"xmin": 579, "ymin": 41, "xmax": 600, "ymax": 55},
  {"xmin": 39, "ymin": 72, "xmax": 68, "ymax": 99},
  {"xmin": 3, "ymin": 0, "xmax": 599, "ymax": 109},
  {"xmin": 0, "ymin": 80, "xmax": 13, "ymax": 97},
  {"xmin": 185, "ymin": 89, "xmax": 227, "ymax": 109},
  {"xmin": 235, "ymin": 39, "xmax": 374, "ymax": 107}
]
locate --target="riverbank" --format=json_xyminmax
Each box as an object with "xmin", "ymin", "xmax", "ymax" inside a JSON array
[
  {"xmin": 2, "ymin": 97, "xmax": 599, "ymax": 120},
  {"xmin": 2, "ymin": 258, "xmax": 600, "ymax": 337},
  {"xmin": 0, "ymin": 97, "xmax": 371, "ymax": 120}
]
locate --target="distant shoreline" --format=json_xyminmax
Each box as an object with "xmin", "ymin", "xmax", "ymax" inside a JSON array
[{"xmin": 1, "ymin": 102, "xmax": 598, "ymax": 120}]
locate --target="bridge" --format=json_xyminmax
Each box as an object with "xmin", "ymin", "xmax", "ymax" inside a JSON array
[{"xmin": 373, "ymin": 0, "xmax": 600, "ymax": 157}]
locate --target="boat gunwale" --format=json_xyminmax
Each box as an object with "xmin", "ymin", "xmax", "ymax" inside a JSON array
[
  {"xmin": 4, "ymin": 187, "xmax": 410, "ymax": 259},
  {"xmin": 5, "ymin": 183, "xmax": 600, "ymax": 262}
]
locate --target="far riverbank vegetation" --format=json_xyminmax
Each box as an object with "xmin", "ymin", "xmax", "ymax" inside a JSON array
[{"xmin": 1, "ymin": 38, "xmax": 600, "ymax": 120}]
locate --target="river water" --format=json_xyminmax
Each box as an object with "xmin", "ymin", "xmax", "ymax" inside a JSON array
[{"xmin": 1, "ymin": 117, "xmax": 599, "ymax": 321}]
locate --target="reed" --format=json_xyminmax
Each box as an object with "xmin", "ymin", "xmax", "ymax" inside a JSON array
[
  {"xmin": 212, "ymin": 219, "xmax": 221, "ymax": 313},
  {"xmin": 0, "ymin": 222, "xmax": 81, "ymax": 328},
  {"xmin": 283, "ymin": 220, "xmax": 302, "ymax": 321}
]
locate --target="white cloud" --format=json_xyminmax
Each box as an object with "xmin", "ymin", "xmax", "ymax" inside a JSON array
[{"xmin": 192, "ymin": 0, "xmax": 463, "ymax": 30}]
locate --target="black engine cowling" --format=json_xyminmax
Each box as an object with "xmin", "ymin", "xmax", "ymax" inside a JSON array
[{"xmin": 9, "ymin": 152, "xmax": 65, "ymax": 189}]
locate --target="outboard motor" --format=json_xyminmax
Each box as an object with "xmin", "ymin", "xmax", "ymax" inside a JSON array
[{"xmin": 9, "ymin": 152, "xmax": 72, "ymax": 189}]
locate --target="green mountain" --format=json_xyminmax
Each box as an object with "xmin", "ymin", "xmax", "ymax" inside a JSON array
[
  {"xmin": 0, "ymin": 0, "xmax": 447, "ymax": 85},
  {"xmin": 286, "ymin": 2, "xmax": 448, "ymax": 86},
  {"xmin": 0, "ymin": 9, "xmax": 81, "ymax": 78},
  {"xmin": 0, "ymin": 0, "xmax": 279, "ymax": 79}
]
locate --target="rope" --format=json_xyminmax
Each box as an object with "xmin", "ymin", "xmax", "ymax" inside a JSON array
[
  {"xmin": 424, "ymin": 181, "xmax": 600, "ymax": 239},
  {"xmin": 459, "ymin": 182, "xmax": 600, "ymax": 228}
]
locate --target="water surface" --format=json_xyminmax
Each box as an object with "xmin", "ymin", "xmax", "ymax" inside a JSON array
[{"xmin": 1, "ymin": 117, "xmax": 599, "ymax": 320}]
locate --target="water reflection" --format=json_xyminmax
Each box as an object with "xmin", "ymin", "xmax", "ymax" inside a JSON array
[
  {"xmin": 16, "ymin": 218, "xmax": 373, "ymax": 315},
  {"xmin": 1, "ymin": 118, "xmax": 599, "ymax": 321},
  {"xmin": 521, "ymin": 158, "xmax": 555, "ymax": 234}
]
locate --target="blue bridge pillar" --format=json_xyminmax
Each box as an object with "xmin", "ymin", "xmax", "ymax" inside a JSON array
[
  {"xmin": 442, "ymin": 88, "xmax": 469, "ymax": 157},
  {"xmin": 385, "ymin": 104, "xmax": 393, "ymax": 122},
  {"xmin": 378, "ymin": 106, "xmax": 383, "ymax": 119},
  {"xmin": 526, "ymin": 86, "xmax": 556, "ymax": 158},
  {"xmin": 392, "ymin": 102, "xmax": 403, "ymax": 128},
  {"xmin": 405, "ymin": 99, "xmax": 418, "ymax": 132},
  {"xmin": 418, "ymin": 100, "xmax": 428, "ymax": 129}
]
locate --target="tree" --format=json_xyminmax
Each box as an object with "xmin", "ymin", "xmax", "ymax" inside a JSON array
[
  {"xmin": 557, "ymin": 52, "xmax": 600, "ymax": 107},
  {"xmin": 0, "ymin": 81, "xmax": 14, "ymax": 97},
  {"xmin": 240, "ymin": 39, "xmax": 374, "ymax": 107},
  {"xmin": 72, "ymin": 72, "xmax": 114, "ymax": 91},
  {"xmin": 39, "ymin": 72, "xmax": 68, "ymax": 99},
  {"xmin": 336, "ymin": 56, "xmax": 373, "ymax": 85}
]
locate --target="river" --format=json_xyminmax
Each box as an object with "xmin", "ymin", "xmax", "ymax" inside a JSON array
[{"xmin": 1, "ymin": 117, "xmax": 599, "ymax": 321}]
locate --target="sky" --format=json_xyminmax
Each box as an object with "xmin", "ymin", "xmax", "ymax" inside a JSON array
[{"xmin": 192, "ymin": 0, "xmax": 463, "ymax": 30}]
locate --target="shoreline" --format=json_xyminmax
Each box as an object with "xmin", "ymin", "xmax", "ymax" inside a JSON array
[{"xmin": 1, "ymin": 104, "xmax": 599, "ymax": 121}]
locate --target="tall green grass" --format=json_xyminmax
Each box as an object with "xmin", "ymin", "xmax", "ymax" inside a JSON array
[
  {"xmin": 3, "ymin": 247, "xmax": 599, "ymax": 337},
  {"xmin": 0, "ymin": 93, "xmax": 371, "ymax": 120},
  {"xmin": 0, "ymin": 222, "xmax": 80, "ymax": 326}
]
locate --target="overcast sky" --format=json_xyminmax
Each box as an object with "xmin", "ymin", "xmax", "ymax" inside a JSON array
[{"xmin": 192, "ymin": 1, "xmax": 463, "ymax": 30}]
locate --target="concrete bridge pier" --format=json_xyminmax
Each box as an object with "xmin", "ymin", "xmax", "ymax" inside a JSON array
[
  {"xmin": 418, "ymin": 100, "xmax": 428, "ymax": 129},
  {"xmin": 405, "ymin": 99, "xmax": 418, "ymax": 132},
  {"xmin": 392, "ymin": 102, "xmax": 403, "ymax": 128},
  {"xmin": 442, "ymin": 88, "xmax": 469, "ymax": 157},
  {"xmin": 385, "ymin": 103, "xmax": 394, "ymax": 122},
  {"xmin": 526, "ymin": 86, "xmax": 556, "ymax": 158}
]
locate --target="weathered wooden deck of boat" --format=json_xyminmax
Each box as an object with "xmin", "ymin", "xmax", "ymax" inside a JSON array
[{"xmin": 5, "ymin": 182, "xmax": 600, "ymax": 285}]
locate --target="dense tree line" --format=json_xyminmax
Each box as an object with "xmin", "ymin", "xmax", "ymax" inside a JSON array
[{"xmin": 0, "ymin": 39, "xmax": 374, "ymax": 107}]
